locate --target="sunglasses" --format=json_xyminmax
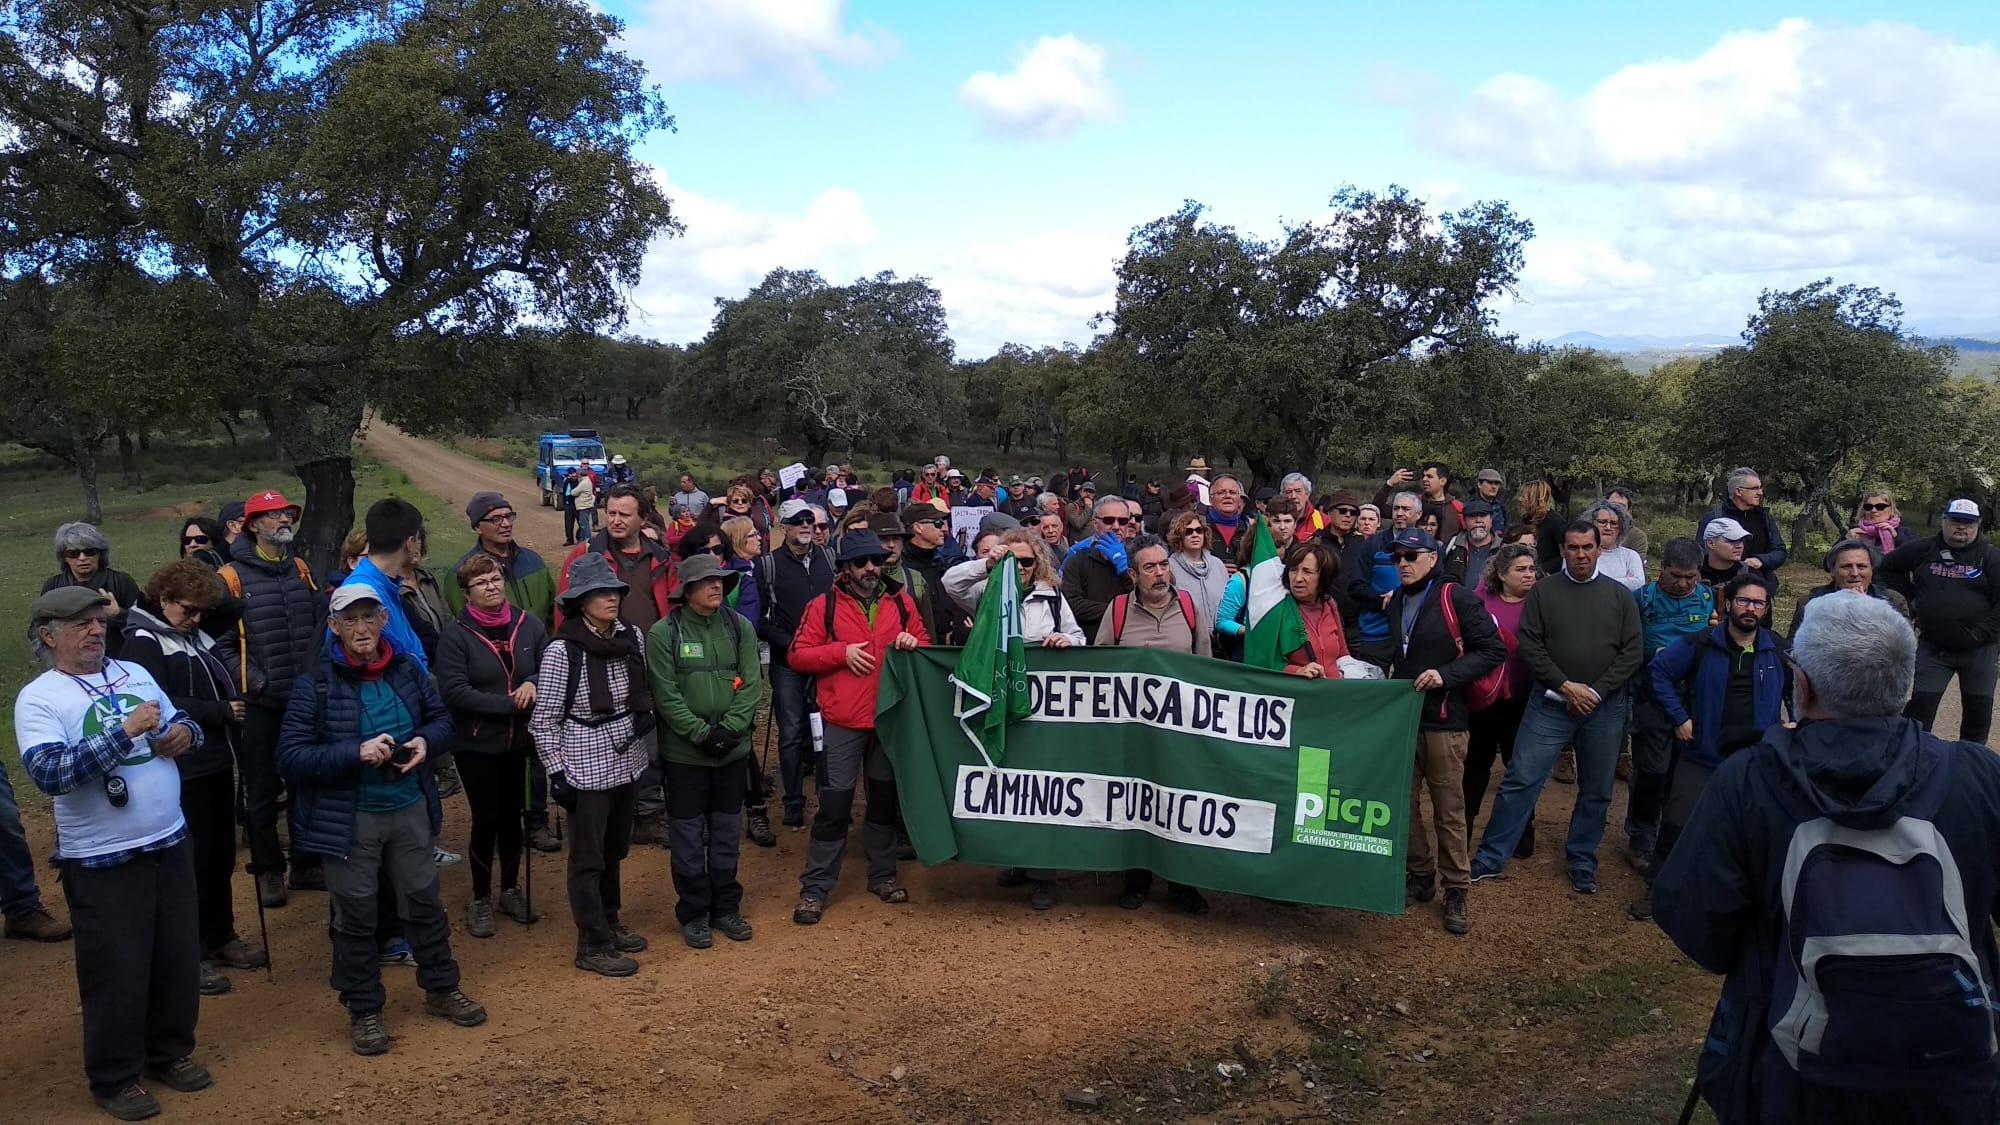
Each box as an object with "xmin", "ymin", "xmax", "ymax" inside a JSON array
[
  {"xmin": 1099, "ymin": 515, "xmax": 1133, "ymax": 526},
  {"xmin": 1861, "ymin": 502, "xmax": 1892, "ymax": 512},
  {"xmin": 848, "ymin": 557, "xmax": 887, "ymax": 569},
  {"xmin": 914, "ymin": 518, "xmax": 947, "ymax": 529},
  {"xmin": 65, "ymin": 548, "xmax": 101, "ymax": 559},
  {"xmin": 1391, "ymin": 551, "xmax": 1431, "ymax": 563},
  {"xmin": 182, "ymin": 534, "xmax": 211, "ymax": 546},
  {"xmin": 782, "ymin": 514, "xmax": 814, "ymax": 526},
  {"xmin": 696, "ymin": 545, "xmax": 725, "ymax": 556},
  {"xmin": 1332, "ymin": 507, "xmax": 1359, "ymax": 516}
]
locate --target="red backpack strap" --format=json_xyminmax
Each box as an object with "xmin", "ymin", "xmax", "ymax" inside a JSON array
[
  {"xmin": 1438, "ymin": 582, "xmax": 1464, "ymax": 657},
  {"xmin": 1175, "ymin": 590, "xmax": 1198, "ymax": 652},
  {"xmin": 1110, "ymin": 594, "xmax": 1130, "ymax": 644}
]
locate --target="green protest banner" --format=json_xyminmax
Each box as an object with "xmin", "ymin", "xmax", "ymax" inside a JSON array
[{"xmin": 876, "ymin": 647, "xmax": 1421, "ymax": 914}]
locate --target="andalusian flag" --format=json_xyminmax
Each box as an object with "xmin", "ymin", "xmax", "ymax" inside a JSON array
[
  {"xmin": 951, "ymin": 556, "xmax": 1030, "ymax": 764},
  {"xmin": 1241, "ymin": 516, "xmax": 1308, "ymax": 670}
]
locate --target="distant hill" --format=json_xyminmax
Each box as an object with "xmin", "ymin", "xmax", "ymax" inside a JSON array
[{"xmin": 1546, "ymin": 331, "xmax": 1735, "ymax": 353}]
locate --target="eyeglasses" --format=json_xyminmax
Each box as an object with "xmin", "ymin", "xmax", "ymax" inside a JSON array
[
  {"xmin": 166, "ymin": 599, "xmax": 205, "ymax": 619},
  {"xmin": 1332, "ymin": 507, "xmax": 1359, "ymax": 516},
  {"xmin": 64, "ymin": 548, "xmax": 101, "ymax": 559},
  {"xmin": 1731, "ymin": 597, "xmax": 1769, "ymax": 610},
  {"xmin": 1392, "ymin": 551, "xmax": 1431, "ymax": 563},
  {"xmin": 480, "ymin": 513, "xmax": 518, "ymax": 525},
  {"xmin": 1099, "ymin": 515, "xmax": 1133, "ymax": 526},
  {"xmin": 181, "ymin": 534, "xmax": 211, "ymax": 546},
  {"xmin": 813, "ymin": 522, "xmax": 830, "ymax": 530},
  {"xmin": 1861, "ymin": 502, "xmax": 1892, "ymax": 512}
]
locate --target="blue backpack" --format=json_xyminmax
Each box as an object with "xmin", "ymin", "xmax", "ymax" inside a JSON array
[{"xmin": 1766, "ymin": 729, "xmax": 1998, "ymax": 1094}]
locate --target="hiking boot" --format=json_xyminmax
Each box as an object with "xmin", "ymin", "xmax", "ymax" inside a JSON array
[
  {"xmin": 526, "ymin": 825, "xmax": 562, "ymax": 853},
  {"xmin": 1030, "ymin": 880, "xmax": 1057, "ymax": 911},
  {"xmin": 575, "ymin": 949, "xmax": 639, "ymax": 977},
  {"xmin": 465, "ymin": 897, "xmax": 497, "ymax": 939},
  {"xmin": 682, "ymin": 918, "xmax": 713, "ymax": 949},
  {"xmin": 895, "ymin": 833, "xmax": 918, "ymax": 862},
  {"xmin": 781, "ymin": 806, "xmax": 805, "ymax": 829},
  {"xmin": 288, "ymin": 865, "xmax": 327, "ymax": 892},
  {"xmin": 198, "ymin": 962, "xmax": 232, "ymax": 997},
  {"xmin": 497, "ymin": 887, "xmax": 538, "ymax": 925},
  {"xmin": 434, "ymin": 760, "xmax": 464, "ymax": 799},
  {"xmin": 745, "ymin": 810, "xmax": 777, "ymax": 848},
  {"xmin": 1624, "ymin": 842, "xmax": 1653, "ymax": 877},
  {"xmin": 1117, "ymin": 890, "xmax": 1147, "ymax": 910},
  {"xmin": 629, "ymin": 814, "xmax": 668, "ymax": 846},
  {"xmin": 1168, "ymin": 886, "xmax": 1210, "ymax": 916},
  {"xmin": 1627, "ymin": 895, "xmax": 1654, "ymax": 922},
  {"xmin": 349, "ymin": 1010, "xmax": 390, "ymax": 1056},
  {"xmin": 209, "ymin": 937, "xmax": 268, "ymax": 970},
  {"xmin": 1406, "ymin": 872, "xmax": 1437, "ymax": 904},
  {"xmin": 93, "ymin": 1082, "xmax": 160, "ymax": 1121},
  {"xmin": 143, "ymin": 1056, "xmax": 212, "ymax": 1093},
  {"xmin": 4, "ymin": 907, "xmax": 71, "ymax": 942},
  {"xmin": 256, "ymin": 871, "xmax": 289, "ymax": 908},
  {"xmin": 1442, "ymin": 889, "xmax": 1470, "ymax": 935},
  {"xmin": 610, "ymin": 925, "xmax": 648, "ymax": 953},
  {"xmin": 424, "ymin": 988, "xmax": 487, "ymax": 1028},
  {"xmin": 1552, "ymin": 748, "xmax": 1577, "ymax": 785},
  {"xmin": 713, "ymin": 913, "xmax": 753, "ymax": 942},
  {"xmin": 793, "ymin": 896, "xmax": 825, "ymax": 926}
]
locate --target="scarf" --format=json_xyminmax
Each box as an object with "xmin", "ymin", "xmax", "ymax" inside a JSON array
[
  {"xmin": 338, "ymin": 640, "xmax": 395, "ymax": 682},
  {"xmin": 466, "ymin": 602, "xmax": 512, "ymax": 629},
  {"xmin": 557, "ymin": 616, "xmax": 653, "ymax": 717},
  {"xmin": 1856, "ymin": 515, "xmax": 1901, "ymax": 555}
]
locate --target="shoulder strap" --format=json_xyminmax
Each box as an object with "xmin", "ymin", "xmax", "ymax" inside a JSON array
[
  {"xmin": 667, "ymin": 608, "xmax": 684, "ymax": 674},
  {"xmin": 295, "ymin": 556, "xmax": 317, "ymax": 591},
  {"xmin": 564, "ymin": 638, "xmax": 583, "ymax": 712},
  {"xmin": 219, "ymin": 563, "xmax": 250, "ymax": 690},
  {"xmin": 823, "ymin": 589, "xmax": 837, "ymax": 636},
  {"xmin": 1175, "ymin": 589, "xmax": 1198, "ymax": 652},
  {"xmin": 219, "ymin": 564, "xmax": 244, "ymax": 599},
  {"xmin": 1439, "ymin": 581, "xmax": 1464, "ymax": 656},
  {"xmin": 756, "ymin": 555, "xmax": 776, "ymax": 622},
  {"xmin": 1110, "ymin": 594, "xmax": 1130, "ymax": 644}
]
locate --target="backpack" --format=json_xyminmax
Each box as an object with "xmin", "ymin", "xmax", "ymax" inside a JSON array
[
  {"xmin": 1109, "ymin": 590, "xmax": 1198, "ymax": 653},
  {"xmin": 1435, "ymin": 583, "xmax": 1509, "ymax": 713},
  {"xmin": 820, "ymin": 586, "xmax": 911, "ymax": 638},
  {"xmin": 664, "ymin": 606, "xmax": 741, "ymax": 673},
  {"xmin": 1764, "ymin": 728, "xmax": 1998, "ymax": 1095}
]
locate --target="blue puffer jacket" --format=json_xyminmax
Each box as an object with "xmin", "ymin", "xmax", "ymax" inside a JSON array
[
  {"xmin": 276, "ymin": 637, "xmax": 453, "ymax": 860},
  {"xmin": 1648, "ymin": 625, "xmax": 1790, "ymax": 770}
]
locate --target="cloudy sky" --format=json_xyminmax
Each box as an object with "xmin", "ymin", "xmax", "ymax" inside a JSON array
[{"xmin": 599, "ymin": 0, "xmax": 2000, "ymax": 356}]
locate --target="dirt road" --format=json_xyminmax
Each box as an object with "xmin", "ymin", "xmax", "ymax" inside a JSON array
[
  {"xmin": 0, "ymin": 427, "xmax": 1985, "ymax": 1121},
  {"xmin": 361, "ymin": 418, "xmax": 571, "ymax": 552}
]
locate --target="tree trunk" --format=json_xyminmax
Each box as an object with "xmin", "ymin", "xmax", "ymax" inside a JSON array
[
  {"xmin": 1791, "ymin": 477, "xmax": 1833, "ymax": 562},
  {"xmin": 295, "ymin": 456, "xmax": 356, "ymax": 579},
  {"xmin": 804, "ymin": 439, "xmax": 830, "ymax": 467},
  {"xmin": 1243, "ymin": 452, "xmax": 1280, "ymax": 491},
  {"xmin": 219, "ymin": 416, "xmax": 238, "ymax": 448},
  {"xmin": 117, "ymin": 430, "xmax": 140, "ymax": 487},
  {"xmin": 1053, "ymin": 433, "xmax": 1069, "ymax": 468},
  {"xmin": 74, "ymin": 440, "xmax": 103, "ymax": 524}
]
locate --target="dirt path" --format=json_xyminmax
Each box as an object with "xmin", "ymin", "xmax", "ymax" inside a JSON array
[{"xmin": 360, "ymin": 419, "xmax": 571, "ymax": 554}]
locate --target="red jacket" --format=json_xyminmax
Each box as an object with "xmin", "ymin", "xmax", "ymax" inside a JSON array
[
  {"xmin": 788, "ymin": 577, "xmax": 931, "ymax": 730},
  {"xmin": 555, "ymin": 534, "xmax": 675, "ymax": 628}
]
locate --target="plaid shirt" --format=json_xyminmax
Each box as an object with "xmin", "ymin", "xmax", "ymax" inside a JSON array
[
  {"xmin": 529, "ymin": 630, "xmax": 649, "ymax": 791},
  {"xmin": 23, "ymin": 716, "xmax": 201, "ymax": 868}
]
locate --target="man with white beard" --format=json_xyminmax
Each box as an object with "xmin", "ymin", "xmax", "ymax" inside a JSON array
[{"xmin": 215, "ymin": 490, "xmax": 328, "ymax": 908}]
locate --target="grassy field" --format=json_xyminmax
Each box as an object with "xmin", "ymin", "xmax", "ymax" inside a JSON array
[{"xmin": 0, "ymin": 434, "xmax": 472, "ymax": 813}]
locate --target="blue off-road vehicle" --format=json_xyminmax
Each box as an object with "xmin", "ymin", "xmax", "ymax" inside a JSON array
[{"xmin": 535, "ymin": 430, "xmax": 608, "ymax": 506}]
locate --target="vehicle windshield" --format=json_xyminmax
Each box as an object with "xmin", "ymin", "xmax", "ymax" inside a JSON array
[{"xmin": 551, "ymin": 441, "xmax": 605, "ymax": 463}]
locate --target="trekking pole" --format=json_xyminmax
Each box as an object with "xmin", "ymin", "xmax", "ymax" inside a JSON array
[
  {"xmin": 252, "ymin": 868, "xmax": 274, "ymax": 983},
  {"xmin": 521, "ymin": 756, "xmax": 533, "ymax": 922}
]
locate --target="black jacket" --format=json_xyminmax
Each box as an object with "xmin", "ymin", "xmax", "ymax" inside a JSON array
[
  {"xmin": 901, "ymin": 544, "xmax": 961, "ymax": 645},
  {"xmin": 121, "ymin": 603, "xmax": 240, "ymax": 780},
  {"xmin": 1062, "ymin": 545, "xmax": 1130, "ymax": 644},
  {"xmin": 216, "ymin": 535, "xmax": 325, "ymax": 709},
  {"xmin": 434, "ymin": 608, "xmax": 549, "ymax": 756},
  {"xmin": 1698, "ymin": 502, "xmax": 1788, "ymax": 572},
  {"xmin": 1387, "ymin": 579, "xmax": 1507, "ymax": 730},
  {"xmin": 1880, "ymin": 534, "xmax": 2000, "ymax": 652},
  {"xmin": 754, "ymin": 544, "xmax": 836, "ymax": 665}
]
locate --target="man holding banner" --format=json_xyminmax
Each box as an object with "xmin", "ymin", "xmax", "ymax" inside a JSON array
[
  {"xmin": 1385, "ymin": 529, "xmax": 1506, "ymax": 935},
  {"xmin": 789, "ymin": 531, "xmax": 929, "ymax": 926}
]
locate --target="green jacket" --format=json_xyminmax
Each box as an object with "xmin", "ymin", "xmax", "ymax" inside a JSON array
[
  {"xmin": 442, "ymin": 545, "xmax": 556, "ymax": 628},
  {"xmin": 645, "ymin": 606, "xmax": 762, "ymax": 767}
]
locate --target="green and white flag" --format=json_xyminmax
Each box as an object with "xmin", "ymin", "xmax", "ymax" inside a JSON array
[
  {"xmin": 1241, "ymin": 516, "xmax": 1308, "ymax": 670},
  {"xmin": 951, "ymin": 556, "xmax": 1030, "ymax": 764}
]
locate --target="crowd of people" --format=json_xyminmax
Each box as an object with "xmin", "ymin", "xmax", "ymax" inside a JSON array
[{"xmin": 8, "ymin": 454, "xmax": 2000, "ymax": 1123}]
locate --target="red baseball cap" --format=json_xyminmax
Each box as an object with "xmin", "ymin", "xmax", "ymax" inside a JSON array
[{"xmin": 243, "ymin": 490, "xmax": 300, "ymax": 519}]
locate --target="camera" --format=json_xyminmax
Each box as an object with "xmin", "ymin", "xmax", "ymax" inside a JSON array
[{"xmin": 388, "ymin": 742, "xmax": 416, "ymax": 768}]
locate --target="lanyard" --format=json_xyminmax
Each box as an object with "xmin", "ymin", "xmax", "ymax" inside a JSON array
[
  {"xmin": 64, "ymin": 668, "xmax": 129, "ymax": 710},
  {"xmin": 1399, "ymin": 581, "xmax": 1435, "ymax": 657}
]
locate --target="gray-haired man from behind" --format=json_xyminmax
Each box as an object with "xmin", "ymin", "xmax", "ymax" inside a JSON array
[{"xmin": 1654, "ymin": 591, "xmax": 2000, "ymax": 1124}]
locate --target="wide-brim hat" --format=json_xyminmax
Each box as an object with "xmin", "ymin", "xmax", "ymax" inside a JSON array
[
  {"xmin": 836, "ymin": 530, "xmax": 890, "ymax": 564},
  {"xmin": 672, "ymin": 554, "xmax": 739, "ymax": 600},
  {"xmin": 1185, "ymin": 457, "xmax": 1210, "ymax": 473},
  {"xmin": 561, "ymin": 552, "xmax": 629, "ymax": 606}
]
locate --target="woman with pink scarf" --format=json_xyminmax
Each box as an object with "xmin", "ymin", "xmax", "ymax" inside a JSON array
[{"xmin": 1848, "ymin": 490, "xmax": 1916, "ymax": 555}]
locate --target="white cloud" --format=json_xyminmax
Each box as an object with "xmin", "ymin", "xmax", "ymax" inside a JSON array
[
  {"xmin": 960, "ymin": 35, "xmax": 1118, "ymax": 139},
  {"xmin": 931, "ymin": 232, "xmax": 1124, "ymax": 354},
  {"xmin": 617, "ymin": 0, "xmax": 893, "ymax": 92}
]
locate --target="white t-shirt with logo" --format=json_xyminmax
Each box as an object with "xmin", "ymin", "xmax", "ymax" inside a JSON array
[{"xmin": 14, "ymin": 661, "xmax": 186, "ymax": 861}]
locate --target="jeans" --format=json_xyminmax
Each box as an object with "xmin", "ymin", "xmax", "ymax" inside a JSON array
[
  {"xmin": 180, "ymin": 768, "xmax": 240, "ymax": 955},
  {"xmin": 323, "ymin": 803, "xmax": 459, "ymax": 1014},
  {"xmin": 1906, "ymin": 639, "xmax": 2000, "ymax": 745},
  {"xmin": 0, "ymin": 760, "xmax": 44, "ymax": 919},
  {"xmin": 799, "ymin": 725, "xmax": 898, "ymax": 900},
  {"xmin": 237, "ymin": 705, "xmax": 291, "ymax": 876},
  {"xmin": 563, "ymin": 504, "xmax": 578, "ymax": 544},
  {"xmin": 769, "ymin": 663, "xmax": 812, "ymax": 815},
  {"xmin": 61, "ymin": 843, "xmax": 200, "ymax": 1100},
  {"xmin": 567, "ymin": 782, "xmax": 636, "ymax": 954},
  {"xmin": 458, "ymin": 749, "xmax": 526, "ymax": 900},
  {"xmin": 1474, "ymin": 688, "xmax": 1632, "ymax": 879},
  {"xmin": 574, "ymin": 506, "xmax": 595, "ymax": 542},
  {"xmin": 1622, "ymin": 681, "xmax": 1676, "ymax": 858},
  {"xmin": 665, "ymin": 760, "xmax": 745, "ymax": 923}
]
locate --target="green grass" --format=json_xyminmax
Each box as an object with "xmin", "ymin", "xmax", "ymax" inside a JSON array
[{"xmin": 0, "ymin": 434, "xmax": 472, "ymax": 813}]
